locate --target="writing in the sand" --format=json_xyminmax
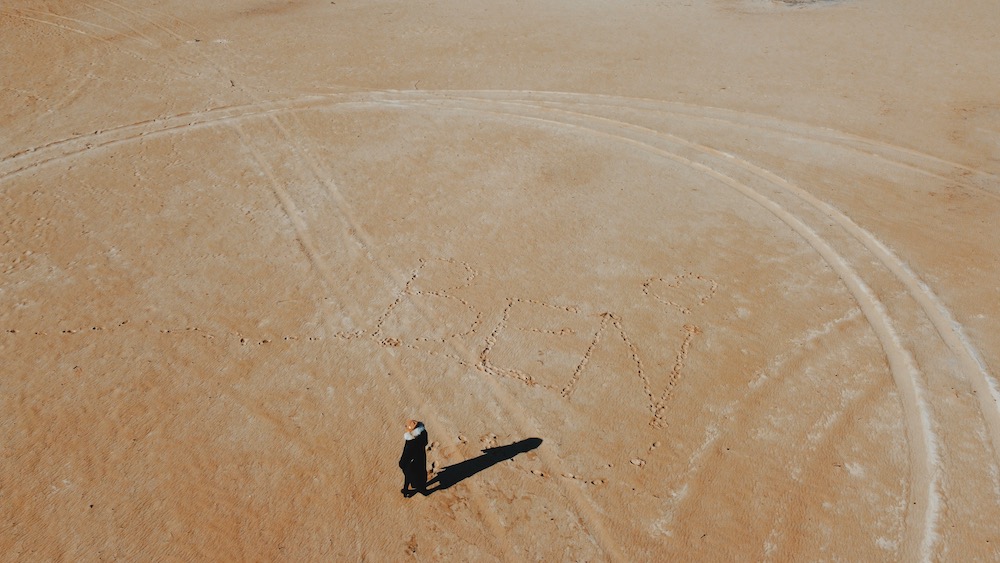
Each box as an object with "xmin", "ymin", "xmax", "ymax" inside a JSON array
[{"xmin": 370, "ymin": 258, "xmax": 719, "ymax": 427}]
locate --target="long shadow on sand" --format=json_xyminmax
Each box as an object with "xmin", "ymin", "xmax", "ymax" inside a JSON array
[{"xmin": 426, "ymin": 438, "xmax": 542, "ymax": 495}]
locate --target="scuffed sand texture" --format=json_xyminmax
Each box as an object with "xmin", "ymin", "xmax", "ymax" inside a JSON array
[{"xmin": 2, "ymin": 0, "xmax": 999, "ymax": 560}]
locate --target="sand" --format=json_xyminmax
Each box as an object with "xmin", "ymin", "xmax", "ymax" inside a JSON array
[{"xmin": 2, "ymin": 0, "xmax": 999, "ymax": 560}]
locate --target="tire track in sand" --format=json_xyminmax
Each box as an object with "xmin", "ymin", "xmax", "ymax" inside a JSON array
[
  {"xmin": 379, "ymin": 93, "xmax": 941, "ymax": 561},
  {"xmin": 421, "ymin": 89, "xmax": 1000, "ymax": 199},
  {"xmin": 4, "ymin": 8, "xmax": 197, "ymax": 79},
  {"xmin": 0, "ymin": 98, "xmax": 308, "ymax": 175},
  {"xmin": 0, "ymin": 89, "xmax": 540, "ymax": 557},
  {"xmin": 259, "ymin": 110, "xmax": 627, "ymax": 561},
  {"xmin": 505, "ymin": 95, "xmax": 1000, "ymax": 425},
  {"xmin": 417, "ymin": 92, "xmax": 998, "ymax": 559},
  {"xmin": 469, "ymin": 93, "xmax": 1000, "ymax": 540},
  {"xmin": 7, "ymin": 88, "xmax": 997, "ymax": 559},
  {"xmin": 481, "ymin": 94, "xmax": 1000, "ymax": 463},
  {"xmin": 4, "ymin": 11, "xmax": 152, "ymax": 66},
  {"xmin": 0, "ymin": 15, "xmax": 629, "ymax": 545},
  {"xmin": 227, "ymin": 115, "xmax": 526, "ymax": 561}
]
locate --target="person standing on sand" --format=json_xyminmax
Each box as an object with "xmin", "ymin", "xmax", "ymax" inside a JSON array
[{"xmin": 399, "ymin": 419, "xmax": 428, "ymax": 497}]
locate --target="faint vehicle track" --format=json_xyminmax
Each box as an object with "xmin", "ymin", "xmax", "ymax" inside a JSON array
[
  {"xmin": 5, "ymin": 88, "xmax": 999, "ymax": 561},
  {"xmin": 374, "ymin": 92, "xmax": 997, "ymax": 561},
  {"xmin": 6, "ymin": 6, "xmax": 199, "ymax": 78},
  {"xmin": 479, "ymin": 94, "xmax": 1000, "ymax": 459},
  {"xmin": 423, "ymin": 89, "xmax": 1000, "ymax": 199}
]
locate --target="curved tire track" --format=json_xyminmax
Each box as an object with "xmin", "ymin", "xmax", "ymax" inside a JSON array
[
  {"xmin": 6, "ymin": 88, "xmax": 999, "ymax": 560},
  {"xmin": 476, "ymin": 93, "xmax": 1000, "ymax": 462},
  {"xmin": 378, "ymin": 93, "xmax": 951, "ymax": 560}
]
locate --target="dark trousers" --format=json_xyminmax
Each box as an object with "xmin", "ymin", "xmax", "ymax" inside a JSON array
[{"xmin": 402, "ymin": 464, "xmax": 427, "ymax": 494}]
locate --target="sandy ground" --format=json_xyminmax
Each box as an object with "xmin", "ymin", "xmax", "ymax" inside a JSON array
[{"xmin": 2, "ymin": 0, "xmax": 1000, "ymax": 560}]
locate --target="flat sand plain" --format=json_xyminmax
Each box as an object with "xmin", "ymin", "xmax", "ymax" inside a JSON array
[{"xmin": 3, "ymin": 0, "xmax": 1000, "ymax": 560}]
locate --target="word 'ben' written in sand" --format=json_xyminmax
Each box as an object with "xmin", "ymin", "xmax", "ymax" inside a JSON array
[{"xmin": 372, "ymin": 258, "xmax": 719, "ymax": 427}]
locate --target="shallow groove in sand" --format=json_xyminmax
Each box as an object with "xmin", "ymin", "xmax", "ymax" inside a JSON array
[
  {"xmin": 482, "ymin": 94, "xmax": 1000, "ymax": 458},
  {"xmin": 376, "ymin": 93, "xmax": 946, "ymax": 560},
  {"xmin": 6, "ymin": 88, "xmax": 998, "ymax": 560}
]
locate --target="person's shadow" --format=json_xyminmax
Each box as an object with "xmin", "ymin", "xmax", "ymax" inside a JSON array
[{"xmin": 426, "ymin": 437, "xmax": 542, "ymax": 495}]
